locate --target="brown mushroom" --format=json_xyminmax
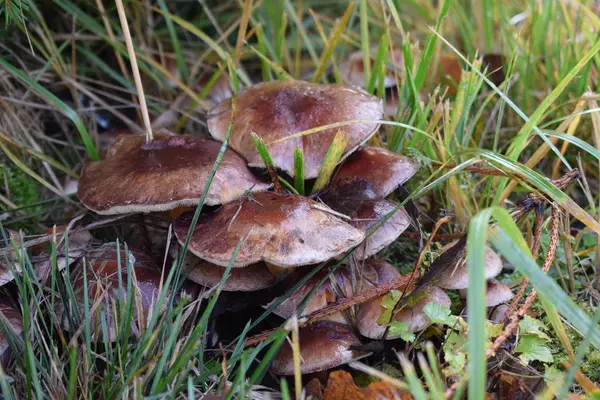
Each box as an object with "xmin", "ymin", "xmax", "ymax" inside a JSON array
[
  {"xmin": 434, "ymin": 245, "xmax": 503, "ymax": 290},
  {"xmin": 182, "ymin": 252, "xmax": 276, "ymax": 292},
  {"xmin": 78, "ymin": 131, "xmax": 270, "ymax": 215},
  {"xmin": 57, "ymin": 244, "xmax": 195, "ymax": 341},
  {"xmin": 356, "ymin": 260, "xmax": 450, "ymax": 340},
  {"xmin": 270, "ymin": 320, "xmax": 362, "ymax": 375},
  {"xmin": 339, "ymin": 49, "xmax": 404, "ymax": 88},
  {"xmin": 0, "ymin": 229, "xmax": 22, "ymax": 286},
  {"xmin": 331, "ymin": 146, "xmax": 420, "ymax": 198},
  {"xmin": 173, "ymin": 192, "xmax": 365, "ymax": 268},
  {"xmin": 207, "ymin": 81, "xmax": 383, "ymax": 178},
  {"xmin": 459, "ymin": 279, "xmax": 513, "ymax": 307}
]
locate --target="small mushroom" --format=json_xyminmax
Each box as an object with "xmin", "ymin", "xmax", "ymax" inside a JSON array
[
  {"xmin": 433, "ymin": 244, "xmax": 503, "ymax": 290},
  {"xmin": 331, "ymin": 146, "xmax": 420, "ymax": 198},
  {"xmin": 339, "ymin": 49, "xmax": 404, "ymax": 88},
  {"xmin": 57, "ymin": 244, "xmax": 194, "ymax": 341},
  {"xmin": 182, "ymin": 252, "xmax": 276, "ymax": 292},
  {"xmin": 459, "ymin": 279, "xmax": 514, "ymax": 307},
  {"xmin": 0, "ymin": 228, "xmax": 23, "ymax": 286},
  {"xmin": 173, "ymin": 192, "xmax": 365, "ymax": 268},
  {"xmin": 207, "ymin": 81, "xmax": 384, "ymax": 178},
  {"xmin": 78, "ymin": 131, "xmax": 270, "ymax": 214},
  {"xmin": 356, "ymin": 260, "xmax": 450, "ymax": 340},
  {"xmin": 270, "ymin": 320, "xmax": 362, "ymax": 375}
]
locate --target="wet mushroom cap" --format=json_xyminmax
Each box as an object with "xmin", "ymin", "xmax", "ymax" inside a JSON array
[
  {"xmin": 78, "ymin": 132, "xmax": 270, "ymax": 215},
  {"xmin": 182, "ymin": 253, "xmax": 276, "ymax": 292},
  {"xmin": 270, "ymin": 320, "xmax": 362, "ymax": 375},
  {"xmin": 207, "ymin": 80, "xmax": 383, "ymax": 178},
  {"xmin": 434, "ymin": 245, "xmax": 503, "ymax": 290},
  {"xmin": 174, "ymin": 192, "xmax": 365, "ymax": 268},
  {"xmin": 340, "ymin": 50, "xmax": 404, "ymax": 88},
  {"xmin": 331, "ymin": 146, "xmax": 420, "ymax": 198},
  {"xmin": 356, "ymin": 260, "xmax": 450, "ymax": 340},
  {"xmin": 0, "ymin": 296, "xmax": 23, "ymax": 358}
]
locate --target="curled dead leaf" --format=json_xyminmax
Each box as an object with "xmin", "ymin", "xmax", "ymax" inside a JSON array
[{"xmin": 306, "ymin": 370, "xmax": 411, "ymax": 400}]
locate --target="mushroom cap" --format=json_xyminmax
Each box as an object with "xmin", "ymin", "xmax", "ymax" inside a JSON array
[
  {"xmin": 174, "ymin": 192, "xmax": 365, "ymax": 268},
  {"xmin": 78, "ymin": 132, "xmax": 270, "ymax": 215},
  {"xmin": 0, "ymin": 229, "xmax": 22, "ymax": 286},
  {"xmin": 340, "ymin": 50, "xmax": 404, "ymax": 88},
  {"xmin": 484, "ymin": 279, "xmax": 514, "ymax": 307},
  {"xmin": 207, "ymin": 81, "xmax": 383, "ymax": 178},
  {"xmin": 270, "ymin": 320, "xmax": 362, "ymax": 375},
  {"xmin": 268, "ymin": 268, "xmax": 353, "ymax": 320},
  {"xmin": 0, "ymin": 296, "xmax": 23, "ymax": 358},
  {"xmin": 57, "ymin": 244, "xmax": 194, "ymax": 341},
  {"xmin": 434, "ymin": 245, "xmax": 503, "ymax": 290},
  {"xmin": 182, "ymin": 253, "xmax": 276, "ymax": 291},
  {"xmin": 356, "ymin": 260, "xmax": 450, "ymax": 340},
  {"xmin": 331, "ymin": 146, "xmax": 420, "ymax": 198},
  {"xmin": 347, "ymin": 199, "xmax": 411, "ymax": 260}
]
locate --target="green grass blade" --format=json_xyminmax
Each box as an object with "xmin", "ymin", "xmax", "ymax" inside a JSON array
[
  {"xmin": 312, "ymin": 131, "xmax": 348, "ymax": 193},
  {"xmin": 293, "ymin": 147, "xmax": 305, "ymax": 195}
]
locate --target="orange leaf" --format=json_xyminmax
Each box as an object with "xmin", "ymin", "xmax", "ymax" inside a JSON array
[{"xmin": 315, "ymin": 370, "xmax": 411, "ymax": 400}]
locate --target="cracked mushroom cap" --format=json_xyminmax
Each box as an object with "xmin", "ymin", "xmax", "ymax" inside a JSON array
[
  {"xmin": 331, "ymin": 146, "xmax": 420, "ymax": 198},
  {"xmin": 182, "ymin": 252, "xmax": 276, "ymax": 292},
  {"xmin": 78, "ymin": 132, "xmax": 270, "ymax": 215},
  {"xmin": 434, "ymin": 245, "xmax": 503, "ymax": 290},
  {"xmin": 357, "ymin": 260, "xmax": 450, "ymax": 340},
  {"xmin": 57, "ymin": 244, "xmax": 196, "ymax": 341},
  {"xmin": 0, "ymin": 296, "xmax": 23, "ymax": 359},
  {"xmin": 207, "ymin": 81, "xmax": 383, "ymax": 178},
  {"xmin": 267, "ymin": 268, "xmax": 353, "ymax": 322},
  {"xmin": 0, "ymin": 229, "xmax": 23, "ymax": 286},
  {"xmin": 340, "ymin": 50, "xmax": 404, "ymax": 88},
  {"xmin": 270, "ymin": 320, "xmax": 362, "ymax": 375},
  {"xmin": 174, "ymin": 192, "xmax": 365, "ymax": 268}
]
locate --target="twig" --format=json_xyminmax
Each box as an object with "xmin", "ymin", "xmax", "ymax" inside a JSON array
[{"xmin": 114, "ymin": 0, "xmax": 153, "ymax": 142}]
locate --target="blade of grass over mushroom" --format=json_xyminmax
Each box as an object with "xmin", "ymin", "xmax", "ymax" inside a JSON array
[
  {"xmin": 312, "ymin": 2, "xmax": 354, "ymax": 83},
  {"xmin": 293, "ymin": 147, "xmax": 305, "ymax": 195},
  {"xmin": 312, "ymin": 131, "xmax": 348, "ymax": 193},
  {"xmin": 0, "ymin": 58, "xmax": 98, "ymax": 160}
]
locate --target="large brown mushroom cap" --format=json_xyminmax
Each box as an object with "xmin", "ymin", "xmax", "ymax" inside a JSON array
[
  {"xmin": 348, "ymin": 199, "xmax": 411, "ymax": 260},
  {"xmin": 182, "ymin": 253, "xmax": 276, "ymax": 292},
  {"xmin": 270, "ymin": 320, "xmax": 362, "ymax": 375},
  {"xmin": 78, "ymin": 132, "xmax": 270, "ymax": 215},
  {"xmin": 174, "ymin": 192, "xmax": 365, "ymax": 268},
  {"xmin": 331, "ymin": 146, "xmax": 420, "ymax": 198},
  {"xmin": 207, "ymin": 81, "xmax": 383, "ymax": 178},
  {"xmin": 0, "ymin": 229, "xmax": 22, "ymax": 286},
  {"xmin": 356, "ymin": 260, "xmax": 450, "ymax": 340},
  {"xmin": 57, "ymin": 244, "xmax": 192, "ymax": 341},
  {"xmin": 434, "ymin": 245, "xmax": 503, "ymax": 290}
]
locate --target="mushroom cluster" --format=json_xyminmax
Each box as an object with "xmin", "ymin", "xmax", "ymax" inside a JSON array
[{"xmin": 70, "ymin": 78, "xmax": 512, "ymax": 376}]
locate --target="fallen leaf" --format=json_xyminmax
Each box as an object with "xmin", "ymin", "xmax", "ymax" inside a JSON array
[{"xmin": 320, "ymin": 370, "xmax": 411, "ymax": 400}]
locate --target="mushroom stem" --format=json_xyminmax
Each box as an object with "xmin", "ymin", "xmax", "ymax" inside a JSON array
[{"xmin": 114, "ymin": 0, "xmax": 153, "ymax": 142}]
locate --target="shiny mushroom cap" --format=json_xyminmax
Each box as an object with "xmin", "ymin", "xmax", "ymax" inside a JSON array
[
  {"xmin": 207, "ymin": 80, "xmax": 383, "ymax": 178},
  {"xmin": 57, "ymin": 244, "xmax": 195, "ymax": 341},
  {"xmin": 0, "ymin": 229, "xmax": 22, "ymax": 286},
  {"xmin": 267, "ymin": 268, "xmax": 353, "ymax": 321},
  {"xmin": 340, "ymin": 49, "xmax": 404, "ymax": 88},
  {"xmin": 182, "ymin": 252, "xmax": 276, "ymax": 292},
  {"xmin": 356, "ymin": 260, "xmax": 450, "ymax": 340},
  {"xmin": 78, "ymin": 131, "xmax": 270, "ymax": 215},
  {"xmin": 331, "ymin": 146, "xmax": 420, "ymax": 198},
  {"xmin": 174, "ymin": 192, "xmax": 365, "ymax": 268},
  {"xmin": 434, "ymin": 244, "xmax": 503, "ymax": 290},
  {"xmin": 270, "ymin": 320, "xmax": 362, "ymax": 375}
]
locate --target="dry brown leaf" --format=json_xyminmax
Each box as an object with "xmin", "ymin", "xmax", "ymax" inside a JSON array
[{"xmin": 309, "ymin": 370, "xmax": 411, "ymax": 400}]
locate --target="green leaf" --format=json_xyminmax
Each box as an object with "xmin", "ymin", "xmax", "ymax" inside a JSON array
[
  {"xmin": 423, "ymin": 302, "xmax": 456, "ymax": 326},
  {"xmin": 377, "ymin": 290, "xmax": 401, "ymax": 325},
  {"xmin": 519, "ymin": 316, "xmax": 551, "ymax": 340},
  {"xmin": 388, "ymin": 322, "xmax": 415, "ymax": 342},
  {"xmin": 443, "ymin": 331, "xmax": 467, "ymax": 376},
  {"xmin": 515, "ymin": 335, "xmax": 554, "ymax": 364}
]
